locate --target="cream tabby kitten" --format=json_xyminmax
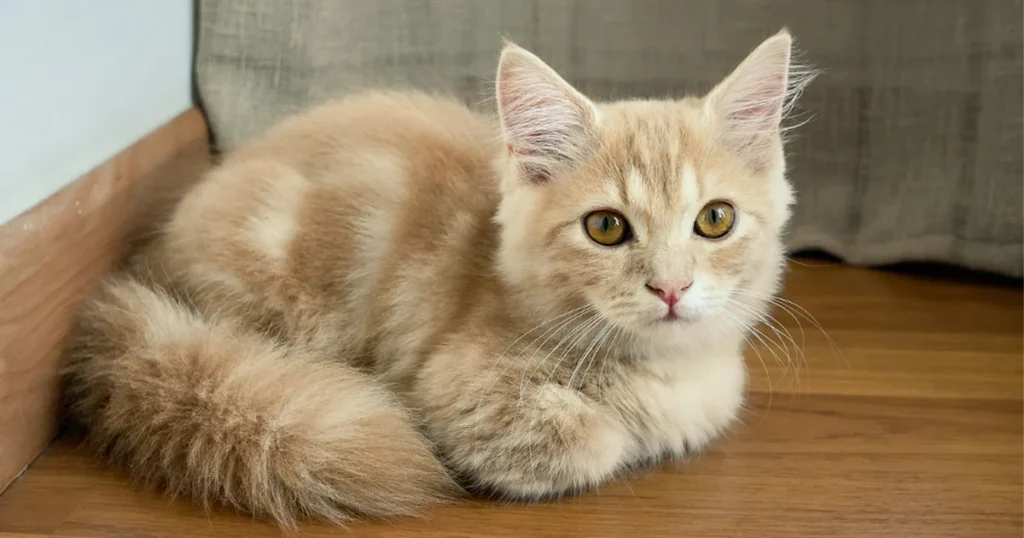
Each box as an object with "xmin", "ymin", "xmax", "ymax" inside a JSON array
[{"xmin": 62, "ymin": 31, "xmax": 812, "ymax": 527}]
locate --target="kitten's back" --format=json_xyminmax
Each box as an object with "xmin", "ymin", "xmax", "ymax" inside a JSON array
[{"xmin": 161, "ymin": 92, "xmax": 505, "ymax": 371}]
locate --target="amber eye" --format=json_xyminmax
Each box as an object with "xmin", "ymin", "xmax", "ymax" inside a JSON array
[
  {"xmin": 694, "ymin": 201, "xmax": 736, "ymax": 239},
  {"xmin": 584, "ymin": 210, "xmax": 631, "ymax": 246}
]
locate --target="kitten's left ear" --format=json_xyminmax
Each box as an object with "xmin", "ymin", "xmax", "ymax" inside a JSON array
[
  {"xmin": 705, "ymin": 30, "xmax": 811, "ymax": 168},
  {"xmin": 496, "ymin": 42, "xmax": 599, "ymax": 183}
]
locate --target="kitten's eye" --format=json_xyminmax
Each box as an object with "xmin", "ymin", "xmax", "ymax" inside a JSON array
[
  {"xmin": 694, "ymin": 201, "xmax": 736, "ymax": 239},
  {"xmin": 583, "ymin": 210, "xmax": 631, "ymax": 246}
]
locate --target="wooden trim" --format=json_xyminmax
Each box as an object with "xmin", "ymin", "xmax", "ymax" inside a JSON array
[{"xmin": 0, "ymin": 108, "xmax": 210, "ymax": 492}]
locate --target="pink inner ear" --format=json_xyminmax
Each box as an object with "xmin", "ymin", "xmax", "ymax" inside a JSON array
[
  {"xmin": 733, "ymin": 73, "xmax": 786, "ymax": 125},
  {"xmin": 730, "ymin": 101, "xmax": 780, "ymax": 125}
]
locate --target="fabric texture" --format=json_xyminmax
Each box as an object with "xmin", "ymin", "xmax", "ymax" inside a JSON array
[{"xmin": 195, "ymin": 0, "xmax": 1023, "ymax": 277}]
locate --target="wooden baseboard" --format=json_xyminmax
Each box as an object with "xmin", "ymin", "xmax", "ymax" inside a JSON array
[{"xmin": 0, "ymin": 108, "xmax": 210, "ymax": 492}]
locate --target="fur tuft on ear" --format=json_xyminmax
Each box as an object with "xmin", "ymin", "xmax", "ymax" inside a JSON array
[
  {"xmin": 496, "ymin": 42, "xmax": 598, "ymax": 183},
  {"xmin": 705, "ymin": 30, "xmax": 816, "ymax": 168}
]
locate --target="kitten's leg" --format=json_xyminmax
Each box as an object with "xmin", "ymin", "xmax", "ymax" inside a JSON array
[{"xmin": 416, "ymin": 344, "xmax": 633, "ymax": 500}]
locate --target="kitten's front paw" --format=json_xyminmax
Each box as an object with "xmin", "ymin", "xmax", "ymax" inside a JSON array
[{"xmin": 442, "ymin": 384, "xmax": 632, "ymax": 501}]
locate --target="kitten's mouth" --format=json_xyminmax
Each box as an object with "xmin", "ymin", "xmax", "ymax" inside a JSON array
[{"xmin": 655, "ymin": 307, "xmax": 698, "ymax": 324}]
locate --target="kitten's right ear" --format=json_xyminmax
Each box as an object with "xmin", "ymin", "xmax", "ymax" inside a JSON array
[{"xmin": 496, "ymin": 42, "xmax": 598, "ymax": 183}]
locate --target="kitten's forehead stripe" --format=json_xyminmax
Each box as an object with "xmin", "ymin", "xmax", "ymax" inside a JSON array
[
  {"xmin": 595, "ymin": 103, "xmax": 706, "ymax": 206},
  {"xmin": 615, "ymin": 166, "xmax": 631, "ymax": 208},
  {"xmin": 660, "ymin": 156, "xmax": 676, "ymax": 208},
  {"xmin": 625, "ymin": 168, "xmax": 649, "ymax": 212}
]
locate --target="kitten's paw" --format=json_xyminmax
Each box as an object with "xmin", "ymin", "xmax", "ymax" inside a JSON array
[{"xmin": 446, "ymin": 384, "xmax": 632, "ymax": 501}]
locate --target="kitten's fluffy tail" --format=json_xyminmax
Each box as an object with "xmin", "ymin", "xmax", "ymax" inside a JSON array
[{"xmin": 61, "ymin": 274, "xmax": 459, "ymax": 527}]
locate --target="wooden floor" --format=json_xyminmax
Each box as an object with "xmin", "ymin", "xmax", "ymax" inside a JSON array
[{"xmin": 1, "ymin": 259, "xmax": 1021, "ymax": 537}]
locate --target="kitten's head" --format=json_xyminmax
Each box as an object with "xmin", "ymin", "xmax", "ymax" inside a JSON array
[{"xmin": 494, "ymin": 31, "xmax": 814, "ymax": 349}]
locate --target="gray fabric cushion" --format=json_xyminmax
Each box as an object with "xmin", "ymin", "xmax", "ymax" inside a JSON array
[{"xmin": 196, "ymin": 0, "xmax": 1023, "ymax": 277}]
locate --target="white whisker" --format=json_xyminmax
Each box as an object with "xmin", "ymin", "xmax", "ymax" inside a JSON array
[
  {"xmin": 472, "ymin": 305, "xmax": 594, "ymax": 435},
  {"xmin": 567, "ymin": 324, "xmax": 614, "ymax": 391},
  {"xmin": 712, "ymin": 312, "xmax": 773, "ymax": 411}
]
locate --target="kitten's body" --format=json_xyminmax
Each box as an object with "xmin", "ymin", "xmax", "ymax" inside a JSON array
[{"xmin": 62, "ymin": 33, "xmax": 809, "ymax": 526}]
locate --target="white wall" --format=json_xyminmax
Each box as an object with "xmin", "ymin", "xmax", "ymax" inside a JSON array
[{"xmin": 0, "ymin": 1, "xmax": 194, "ymax": 224}]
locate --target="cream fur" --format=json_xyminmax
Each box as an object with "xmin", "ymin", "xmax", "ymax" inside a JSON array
[{"xmin": 60, "ymin": 30, "xmax": 811, "ymax": 527}]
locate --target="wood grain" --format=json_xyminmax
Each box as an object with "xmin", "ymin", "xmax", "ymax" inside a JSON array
[
  {"xmin": 0, "ymin": 260, "xmax": 1020, "ymax": 537},
  {"xmin": 0, "ymin": 109, "xmax": 209, "ymax": 493}
]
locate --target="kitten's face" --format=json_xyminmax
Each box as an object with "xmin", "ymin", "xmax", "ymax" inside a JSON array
[{"xmin": 495, "ymin": 32, "xmax": 809, "ymax": 348}]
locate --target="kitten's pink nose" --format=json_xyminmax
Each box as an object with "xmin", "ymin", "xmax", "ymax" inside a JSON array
[{"xmin": 645, "ymin": 280, "xmax": 692, "ymax": 307}]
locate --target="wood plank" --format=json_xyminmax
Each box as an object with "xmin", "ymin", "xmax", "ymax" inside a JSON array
[{"xmin": 0, "ymin": 109, "xmax": 209, "ymax": 493}]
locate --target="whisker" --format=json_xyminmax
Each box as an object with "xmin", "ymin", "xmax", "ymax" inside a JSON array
[
  {"xmin": 471, "ymin": 305, "xmax": 594, "ymax": 434},
  {"xmin": 731, "ymin": 288, "xmax": 845, "ymax": 367},
  {"xmin": 723, "ymin": 298, "xmax": 800, "ymax": 377},
  {"xmin": 567, "ymin": 324, "xmax": 614, "ymax": 391},
  {"xmin": 539, "ymin": 315, "xmax": 605, "ymax": 388},
  {"xmin": 480, "ymin": 304, "xmax": 593, "ymax": 393},
  {"xmin": 594, "ymin": 327, "xmax": 625, "ymax": 399},
  {"xmin": 515, "ymin": 310, "xmax": 598, "ymax": 408},
  {"xmin": 713, "ymin": 312, "xmax": 773, "ymax": 411}
]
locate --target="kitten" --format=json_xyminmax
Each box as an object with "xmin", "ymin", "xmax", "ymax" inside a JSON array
[{"xmin": 61, "ymin": 30, "xmax": 812, "ymax": 527}]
